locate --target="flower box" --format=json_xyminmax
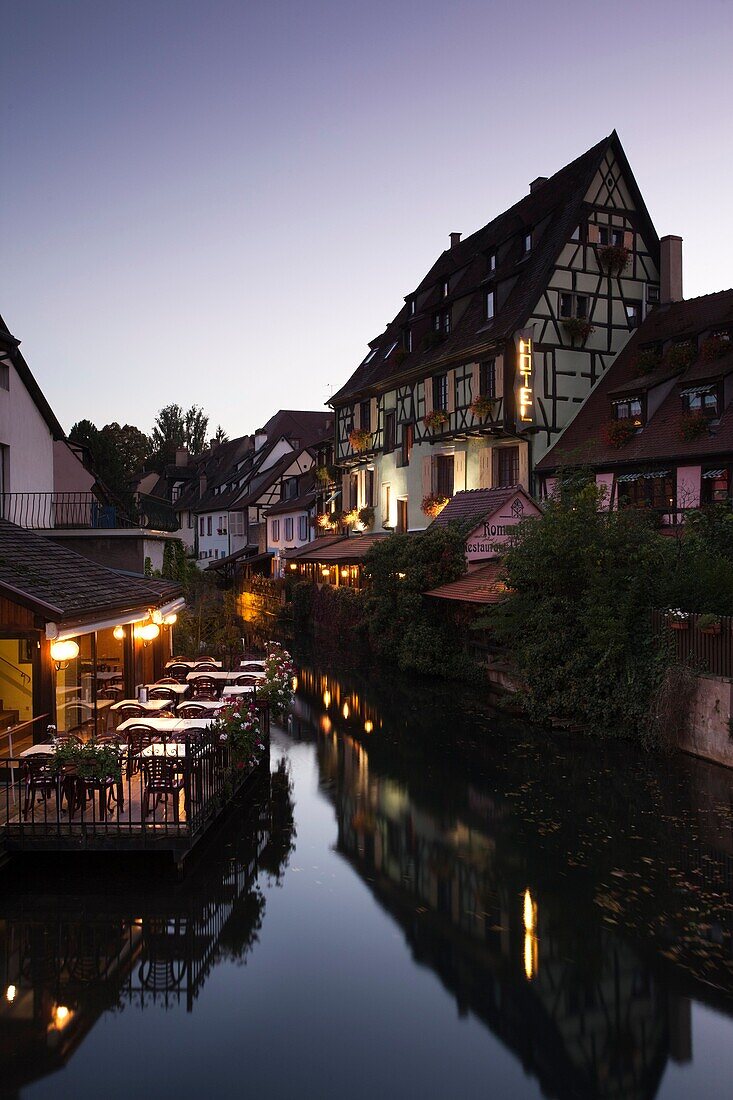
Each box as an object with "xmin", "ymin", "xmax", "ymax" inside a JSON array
[
  {"xmin": 597, "ymin": 244, "xmax": 631, "ymax": 274},
  {"xmin": 562, "ymin": 317, "xmax": 595, "ymax": 343},
  {"xmin": 679, "ymin": 411, "xmax": 709, "ymax": 442},
  {"xmin": 603, "ymin": 417, "xmax": 637, "ymax": 449},
  {"xmin": 421, "ymin": 493, "xmax": 449, "ymax": 518},
  {"xmin": 470, "ymin": 394, "xmax": 498, "ymax": 419},
  {"xmin": 348, "ymin": 428, "xmax": 373, "ymax": 453},
  {"xmin": 422, "ymin": 409, "xmax": 449, "ymax": 432},
  {"xmin": 669, "ymin": 620, "xmax": 689, "ymax": 631}
]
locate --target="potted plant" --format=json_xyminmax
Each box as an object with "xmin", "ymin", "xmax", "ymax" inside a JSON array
[
  {"xmin": 52, "ymin": 739, "xmax": 123, "ymax": 782},
  {"xmin": 470, "ymin": 394, "xmax": 498, "ymax": 419},
  {"xmin": 421, "ymin": 493, "xmax": 450, "ymax": 518},
  {"xmin": 258, "ymin": 642, "xmax": 295, "ymax": 718},
  {"xmin": 663, "ymin": 342, "xmax": 696, "ymax": 371},
  {"xmin": 700, "ymin": 335, "xmax": 730, "ymax": 363},
  {"xmin": 697, "ymin": 613, "xmax": 722, "ymax": 636},
  {"xmin": 666, "ymin": 609, "xmax": 689, "ymax": 631},
  {"xmin": 603, "ymin": 418, "xmax": 637, "ymax": 449},
  {"xmin": 597, "ymin": 244, "xmax": 631, "ymax": 275},
  {"xmin": 342, "ymin": 508, "xmax": 360, "ymax": 529},
  {"xmin": 316, "ymin": 511, "xmax": 336, "ymax": 531},
  {"xmin": 212, "ymin": 700, "xmax": 264, "ymax": 772},
  {"xmin": 634, "ymin": 348, "xmax": 662, "ymax": 375},
  {"xmin": 348, "ymin": 428, "xmax": 372, "ymax": 453},
  {"xmin": 422, "ymin": 409, "xmax": 449, "ymax": 432},
  {"xmin": 562, "ymin": 317, "xmax": 595, "ymax": 343},
  {"xmin": 679, "ymin": 411, "xmax": 708, "ymax": 442},
  {"xmin": 358, "ymin": 505, "xmax": 375, "ymax": 530}
]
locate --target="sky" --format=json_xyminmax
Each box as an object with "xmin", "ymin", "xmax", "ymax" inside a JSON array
[{"xmin": 2, "ymin": 0, "xmax": 732, "ymax": 440}]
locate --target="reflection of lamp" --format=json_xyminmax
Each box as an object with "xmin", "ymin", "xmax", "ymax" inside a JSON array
[
  {"xmin": 52, "ymin": 1004, "xmax": 72, "ymax": 1030},
  {"xmin": 50, "ymin": 639, "xmax": 79, "ymax": 671},
  {"xmin": 163, "ymin": 613, "xmax": 177, "ymax": 626},
  {"xmin": 342, "ymin": 702, "xmax": 349, "ymax": 719},
  {"xmin": 323, "ymin": 690, "xmax": 331, "ymax": 708},
  {"xmin": 523, "ymin": 889, "xmax": 538, "ymax": 981},
  {"xmin": 5, "ymin": 985, "xmax": 16, "ymax": 1003},
  {"xmin": 364, "ymin": 720, "xmax": 373, "ymax": 733},
  {"xmin": 113, "ymin": 625, "xmax": 126, "ymax": 641}
]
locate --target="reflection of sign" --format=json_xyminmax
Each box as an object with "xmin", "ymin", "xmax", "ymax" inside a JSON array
[{"xmin": 517, "ymin": 333, "xmax": 533, "ymax": 423}]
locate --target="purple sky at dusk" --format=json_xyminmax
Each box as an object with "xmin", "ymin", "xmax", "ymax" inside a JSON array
[{"xmin": 2, "ymin": 0, "xmax": 732, "ymax": 439}]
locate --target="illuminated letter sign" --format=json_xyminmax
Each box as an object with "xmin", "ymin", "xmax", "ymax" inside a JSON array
[{"xmin": 517, "ymin": 334, "xmax": 533, "ymax": 423}]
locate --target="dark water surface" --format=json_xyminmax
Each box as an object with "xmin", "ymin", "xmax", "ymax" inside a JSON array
[{"xmin": 2, "ymin": 660, "xmax": 733, "ymax": 1099}]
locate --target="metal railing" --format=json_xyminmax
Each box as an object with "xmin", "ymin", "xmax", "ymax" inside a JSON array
[
  {"xmin": 0, "ymin": 720, "xmax": 269, "ymax": 851},
  {"xmin": 0, "ymin": 492, "xmax": 179, "ymax": 533}
]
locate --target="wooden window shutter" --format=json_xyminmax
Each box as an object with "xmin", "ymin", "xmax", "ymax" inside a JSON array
[
  {"xmin": 454, "ymin": 450, "xmax": 466, "ymax": 492},
  {"xmin": 471, "ymin": 362, "xmax": 481, "ymax": 401},
  {"xmin": 587, "ymin": 224, "xmax": 600, "ymax": 244},
  {"xmin": 372, "ymin": 465, "xmax": 380, "ymax": 523},
  {"xmin": 353, "ymin": 403, "xmax": 360, "ymax": 430},
  {"xmin": 623, "ymin": 230, "xmax": 634, "ymax": 250},
  {"xmin": 518, "ymin": 443, "xmax": 529, "ymax": 490},
  {"xmin": 478, "ymin": 446, "xmax": 493, "ymax": 489},
  {"xmin": 446, "ymin": 369, "xmax": 456, "ymax": 414},
  {"xmin": 422, "ymin": 455, "xmax": 433, "ymax": 498},
  {"xmin": 341, "ymin": 473, "xmax": 350, "ymax": 510},
  {"xmin": 424, "ymin": 378, "xmax": 433, "ymax": 416},
  {"xmin": 370, "ymin": 397, "xmax": 378, "ymax": 433},
  {"xmin": 494, "ymin": 354, "xmax": 504, "ymax": 399}
]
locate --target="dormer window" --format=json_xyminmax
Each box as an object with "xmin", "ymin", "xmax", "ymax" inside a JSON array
[
  {"xmin": 442, "ymin": 279, "xmax": 449, "ymax": 298},
  {"xmin": 485, "ymin": 290, "xmax": 495, "ymax": 321},
  {"xmin": 434, "ymin": 310, "xmax": 451, "ymax": 334},
  {"xmin": 364, "ymin": 348, "xmax": 377, "ymax": 363},
  {"xmin": 681, "ymin": 385, "xmax": 719, "ymax": 419},
  {"xmin": 523, "ymin": 232, "xmax": 532, "ymax": 254},
  {"xmin": 409, "ymin": 297, "xmax": 416, "ymax": 316},
  {"xmin": 404, "ymin": 328, "xmax": 412, "ymax": 353},
  {"xmin": 489, "ymin": 252, "xmax": 496, "ymax": 272},
  {"xmin": 384, "ymin": 340, "xmax": 398, "ymax": 358},
  {"xmin": 613, "ymin": 396, "xmax": 644, "ymax": 426}
]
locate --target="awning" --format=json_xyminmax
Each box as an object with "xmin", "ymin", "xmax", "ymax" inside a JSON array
[
  {"xmin": 679, "ymin": 385, "xmax": 715, "ymax": 397},
  {"xmin": 616, "ymin": 470, "xmax": 671, "ymax": 483},
  {"xmin": 702, "ymin": 468, "xmax": 727, "ymax": 479},
  {"xmin": 47, "ymin": 596, "xmax": 186, "ymax": 642}
]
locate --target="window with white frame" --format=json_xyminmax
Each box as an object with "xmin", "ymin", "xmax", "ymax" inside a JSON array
[{"xmin": 230, "ymin": 512, "xmax": 245, "ymax": 537}]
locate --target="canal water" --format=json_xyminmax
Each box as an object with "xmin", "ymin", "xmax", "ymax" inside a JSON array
[{"xmin": 2, "ymin": 659, "xmax": 733, "ymax": 1099}]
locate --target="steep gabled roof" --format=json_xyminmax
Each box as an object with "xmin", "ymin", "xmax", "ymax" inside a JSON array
[
  {"xmin": 331, "ymin": 132, "xmax": 656, "ymax": 405},
  {"xmin": 429, "ymin": 487, "xmax": 526, "ymax": 529},
  {"xmin": 0, "ymin": 313, "xmax": 65, "ymax": 438},
  {"xmin": 0, "ymin": 520, "xmax": 180, "ymax": 625},
  {"xmin": 538, "ymin": 290, "xmax": 733, "ymax": 472}
]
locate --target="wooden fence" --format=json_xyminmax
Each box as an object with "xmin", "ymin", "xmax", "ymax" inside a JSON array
[{"xmin": 651, "ymin": 611, "xmax": 733, "ymax": 678}]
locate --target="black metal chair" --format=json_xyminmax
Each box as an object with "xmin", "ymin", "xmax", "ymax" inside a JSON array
[
  {"xmin": 177, "ymin": 703, "xmax": 213, "ymax": 718},
  {"xmin": 116, "ymin": 703, "xmax": 144, "ymax": 724},
  {"xmin": 148, "ymin": 686, "xmax": 177, "ymax": 702},
  {"xmin": 167, "ymin": 663, "xmax": 190, "ymax": 682},
  {"xmin": 142, "ymin": 758, "xmax": 185, "ymax": 821},
  {"xmin": 22, "ymin": 754, "xmax": 57, "ymax": 820},
  {"xmin": 123, "ymin": 725, "xmax": 156, "ymax": 779}
]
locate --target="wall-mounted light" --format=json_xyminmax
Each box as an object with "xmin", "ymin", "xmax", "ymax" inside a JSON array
[
  {"xmin": 50, "ymin": 639, "xmax": 79, "ymax": 671},
  {"xmin": 321, "ymin": 565, "xmax": 330, "ymax": 577},
  {"xmin": 163, "ymin": 613, "xmax": 177, "ymax": 626},
  {"xmin": 289, "ymin": 563, "xmax": 298, "ymax": 571},
  {"xmin": 113, "ymin": 625, "xmax": 126, "ymax": 641},
  {"xmin": 135, "ymin": 622, "xmax": 160, "ymax": 647},
  {"xmin": 5, "ymin": 985, "xmax": 16, "ymax": 1003},
  {"xmin": 51, "ymin": 1004, "xmax": 72, "ymax": 1030}
]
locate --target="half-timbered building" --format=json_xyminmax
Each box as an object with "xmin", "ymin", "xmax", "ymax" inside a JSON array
[{"xmin": 328, "ymin": 132, "xmax": 662, "ymax": 532}]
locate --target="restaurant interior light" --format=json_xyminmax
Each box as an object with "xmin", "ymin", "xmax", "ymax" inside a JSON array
[
  {"xmin": 5, "ymin": 985, "xmax": 16, "ymax": 1003},
  {"xmin": 113, "ymin": 625, "xmax": 126, "ymax": 641},
  {"xmin": 50, "ymin": 638, "xmax": 79, "ymax": 670}
]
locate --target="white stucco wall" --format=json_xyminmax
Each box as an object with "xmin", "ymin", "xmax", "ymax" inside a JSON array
[
  {"xmin": 0, "ymin": 360, "xmax": 55, "ymax": 492},
  {"xmin": 53, "ymin": 440, "xmax": 96, "ymax": 494}
]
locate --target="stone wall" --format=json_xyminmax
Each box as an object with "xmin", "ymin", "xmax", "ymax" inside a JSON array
[{"xmin": 679, "ymin": 673, "xmax": 733, "ymax": 768}]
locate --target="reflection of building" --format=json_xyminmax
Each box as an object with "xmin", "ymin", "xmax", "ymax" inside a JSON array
[
  {"xmin": 0, "ymin": 764, "xmax": 292, "ymax": 1095},
  {"xmin": 309, "ymin": 690, "xmax": 691, "ymax": 1100}
]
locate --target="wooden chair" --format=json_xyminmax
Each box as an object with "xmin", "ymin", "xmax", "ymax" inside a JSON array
[
  {"xmin": 177, "ymin": 703, "xmax": 213, "ymax": 718},
  {"xmin": 22, "ymin": 754, "xmax": 57, "ymax": 820},
  {"xmin": 142, "ymin": 758, "xmax": 185, "ymax": 821},
  {"xmin": 123, "ymin": 725, "xmax": 155, "ymax": 779}
]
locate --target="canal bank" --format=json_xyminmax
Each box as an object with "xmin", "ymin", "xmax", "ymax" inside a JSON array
[{"xmin": 2, "ymin": 660, "xmax": 732, "ymax": 1098}]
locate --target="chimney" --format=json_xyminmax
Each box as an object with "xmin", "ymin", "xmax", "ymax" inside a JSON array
[
  {"xmin": 450, "ymin": 232, "xmax": 461, "ymax": 249},
  {"xmin": 199, "ymin": 473, "xmax": 207, "ymax": 498},
  {"xmin": 529, "ymin": 176, "xmax": 548, "ymax": 193},
  {"xmin": 175, "ymin": 447, "xmax": 189, "ymax": 467},
  {"xmin": 660, "ymin": 235, "xmax": 683, "ymax": 303}
]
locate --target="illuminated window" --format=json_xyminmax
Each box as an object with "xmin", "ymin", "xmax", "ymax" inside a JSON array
[{"xmin": 701, "ymin": 467, "xmax": 730, "ymax": 505}]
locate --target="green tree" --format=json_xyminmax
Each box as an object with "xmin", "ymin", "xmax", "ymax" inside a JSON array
[
  {"xmin": 211, "ymin": 424, "xmax": 229, "ymax": 445},
  {"xmin": 69, "ymin": 419, "xmax": 151, "ymax": 505},
  {"xmin": 479, "ymin": 480, "xmax": 672, "ymax": 736},
  {"xmin": 150, "ymin": 403, "xmax": 210, "ymax": 467}
]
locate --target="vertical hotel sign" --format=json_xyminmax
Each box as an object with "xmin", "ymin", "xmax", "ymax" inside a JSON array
[{"xmin": 514, "ymin": 327, "xmax": 534, "ymax": 425}]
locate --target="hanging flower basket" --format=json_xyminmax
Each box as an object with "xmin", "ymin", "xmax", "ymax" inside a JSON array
[
  {"xmin": 422, "ymin": 409, "xmax": 449, "ymax": 432},
  {"xmin": 342, "ymin": 508, "xmax": 360, "ymax": 528},
  {"xmin": 348, "ymin": 428, "xmax": 372, "ymax": 453},
  {"xmin": 603, "ymin": 418, "xmax": 637, "ymax": 448},
  {"xmin": 666, "ymin": 609, "xmax": 689, "ymax": 631},
  {"xmin": 470, "ymin": 394, "xmax": 498, "ymax": 419},
  {"xmin": 316, "ymin": 512, "xmax": 336, "ymax": 530},
  {"xmin": 421, "ymin": 493, "xmax": 449, "ymax": 518},
  {"xmin": 315, "ymin": 465, "xmax": 337, "ymax": 484},
  {"xmin": 679, "ymin": 411, "xmax": 708, "ymax": 442},
  {"xmin": 562, "ymin": 317, "xmax": 595, "ymax": 343},
  {"xmin": 597, "ymin": 244, "xmax": 631, "ymax": 274},
  {"xmin": 697, "ymin": 614, "xmax": 721, "ymax": 635},
  {"xmin": 634, "ymin": 348, "xmax": 662, "ymax": 375},
  {"xmin": 358, "ymin": 505, "xmax": 375, "ymax": 530}
]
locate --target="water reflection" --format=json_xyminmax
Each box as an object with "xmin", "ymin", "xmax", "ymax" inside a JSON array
[
  {"xmin": 0, "ymin": 763, "xmax": 294, "ymax": 1095},
  {"xmin": 290, "ymin": 659, "xmax": 733, "ymax": 1100}
]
